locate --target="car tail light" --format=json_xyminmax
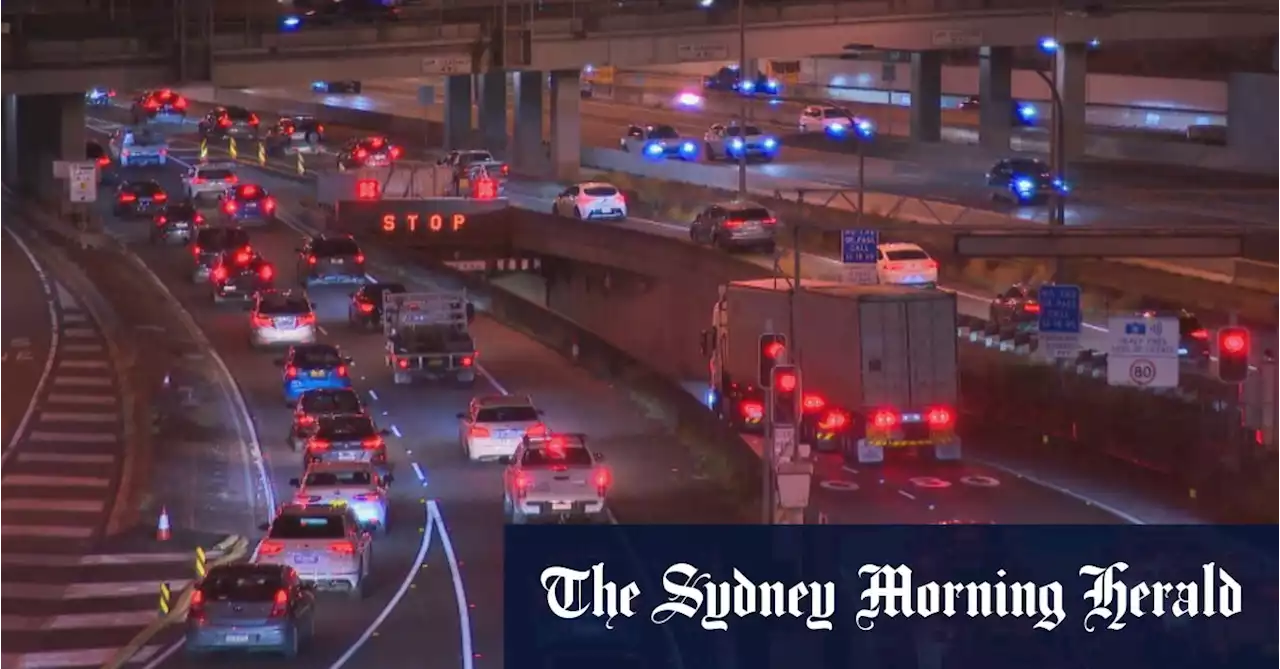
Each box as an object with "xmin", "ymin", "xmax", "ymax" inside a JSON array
[
  {"xmin": 358, "ymin": 302, "xmax": 374, "ymax": 314},
  {"xmin": 513, "ymin": 471, "xmax": 532, "ymax": 497},
  {"xmin": 925, "ymin": 259, "xmax": 939, "ymax": 269},
  {"xmin": 337, "ymin": 364, "xmax": 348, "ymax": 378},
  {"xmin": 723, "ymin": 219, "xmax": 743, "ymax": 229},
  {"xmin": 526, "ymin": 423, "xmax": 548, "ymax": 437},
  {"xmin": 108, "ymin": 89, "xmax": 116, "ymax": 97},
  {"xmin": 249, "ymin": 113, "xmax": 260, "ymax": 126},
  {"xmin": 297, "ymin": 415, "xmax": 316, "ymax": 426},
  {"xmin": 192, "ymin": 177, "xmax": 206, "ymax": 184},
  {"xmin": 593, "ymin": 467, "xmax": 611, "ymax": 490},
  {"xmin": 153, "ymin": 192, "xmax": 168, "ymax": 202},
  {"xmin": 307, "ymin": 255, "xmax": 317, "ymax": 265},
  {"xmin": 871, "ymin": 409, "xmax": 898, "ymax": 429},
  {"xmin": 329, "ymin": 541, "xmax": 356, "ymax": 556},
  {"xmin": 259, "ymin": 265, "xmax": 274, "ymax": 281},
  {"xmin": 361, "ymin": 436, "xmax": 383, "ymax": 450},
  {"xmin": 144, "ymin": 99, "xmax": 160, "ymax": 110},
  {"xmin": 459, "ymin": 356, "xmax": 474, "ymax": 367},
  {"xmin": 740, "ymin": 400, "xmax": 764, "ymax": 420},
  {"xmin": 307, "ymin": 438, "xmax": 330, "ymax": 450},
  {"xmin": 251, "ymin": 313, "xmax": 273, "ymax": 328},
  {"xmin": 118, "ymin": 193, "xmax": 137, "ymax": 203},
  {"xmin": 884, "ymin": 262, "xmax": 905, "ymax": 271},
  {"xmin": 218, "ymin": 116, "xmax": 231, "ymax": 128},
  {"xmin": 355, "ymin": 148, "xmax": 368, "ymax": 160},
  {"xmin": 818, "ymin": 409, "xmax": 850, "ymax": 431},
  {"xmin": 223, "ymin": 201, "xmax": 238, "ymax": 214},
  {"xmin": 1024, "ymin": 302, "xmax": 1041, "ymax": 314},
  {"xmin": 226, "ymin": 174, "xmax": 238, "ymax": 183},
  {"xmin": 194, "ymin": 214, "xmax": 204, "ymax": 225},
  {"xmin": 501, "ymin": 164, "xmax": 510, "ymax": 176},
  {"xmin": 285, "ymin": 365, "xmax": 298, "ymax": 379},
  {"xmin": 263, "ymin": 197, "xmax": 277, "ymax": 212},
  {"xmin": 235, "ymin": 251, "xmax": 250, "ymax": 264},
  {"xmin": 212, "ymin": 267, "xmax": 228, "ymax": 282},
  {"xmin": 258, "ymin": 540, "xmax": 285, "ymax": 556},
  {"xmin": 95, "ymin": 156, "xmax": 109, "ymax": 168},
  {"xmin": 243, "ymin": 185, "xmax": 258, "ymax": 197},
  {"xmin": 355, "ymin": 253, "xmax": 365, "ymax": 264},
  {"xmin": 802, "ymin": 393, "xmax": 825, "ymax": 412},
  {"xmin": 299, "ymin": 313, "xmax": 316, "ymax": 326},
  {"xmin": 269, "ymin": 588, "xmax": 289, "ymax": 617},
  {"xmin": 189, "ymin": 589, "xmax": 206, "ymax": 620},
  {"xmin": 762, "ymin": 217, "xmax": 777, "ymax": 225},
  {"xmin": 397, "ymin": 358, "xmax": 409, "ymax": 369},
  {"xmin": 173, "ymin": 97, "xmax": 188, "ymax": 110},
  {"xmin": 388, "ymin": 146, "xmax": 402, "ymax": 159},
  {"xmin": 192, "ymin": 245, "xmax": 202, "ymax": 256},
  {"xmin": 1190, "ymin": 328, "xmax": 1209, "ymax": 340},
  {"xmin": 155, "ymin": 216, "xmax": 167, "ymax": 226},
  {"xmin": 469, "ymin": 425, "xmax": 491, "ymax": 438},
  {"xmin": 926, "ymin": 407, "xmax": 954, "ymax": 428}
]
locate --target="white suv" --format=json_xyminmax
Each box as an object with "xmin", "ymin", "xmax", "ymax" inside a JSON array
[{"xmin": 551, "ymin": 182, "xmax": 628, "ymax": 221}]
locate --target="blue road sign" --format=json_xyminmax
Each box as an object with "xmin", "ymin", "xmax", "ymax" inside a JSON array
[
  {"xmin": 841, "ymin": 229, "xmax": 879, "ymax": 264},
  {"xmin": 1038, "ymin": 284, "xmax": 1082, "ymax": 334}
]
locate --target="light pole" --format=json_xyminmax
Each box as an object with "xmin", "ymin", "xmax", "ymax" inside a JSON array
[
  {"xmin": 1040, "ymin": 0, "xmax": 1066, "ymax": 227},
  {"xmin": 736, "ymin": 0, "xmax": 747, "ymax": 196}
]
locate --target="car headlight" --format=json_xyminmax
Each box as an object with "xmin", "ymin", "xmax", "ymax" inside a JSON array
[
  {"xmin": 680, "ymin": 141, "xmax": 697, "ymax": 155},
  {"xmin": 644, "ymin": 143, "xmax": 663, "ymax": 156},
  {"xmin": 826, "ymin": 123, "xmax": 847, "ymax": 135},
  {"xmin": 855, "ymin": 120, "xmax": 876, "ymax": 138},
  {"xmin": 1053, "ymin": 178, "xmax": 1070, "ymax": 193},
  {"xmin": 763, "ymin": 137, "xmax": 777, "ymax": 150},
  {"xmin": 730, "ymin": 138, "xmax": 744, "ymax": 150},
  {"xmin": 1015, "ymin": 179, "xmax": 1036, "ymax": 193},
  {"xmin": 765, "ymin": 79, "xmax": 780, "ymax": 91},
  {"xmin": 740, "ymin": 81, "xmax": 755, "ymax": 92}
]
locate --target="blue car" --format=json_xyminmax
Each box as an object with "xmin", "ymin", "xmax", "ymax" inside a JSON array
[
  {"xmin": 221, "ymin": 183, "xmax": 278, "ymax": 226},
  {"xmin": 184, "ymin": 563, "xmax": 316, "ymax": 658},
  {"xmin": 280, "ymin": 344, "xmax": 352, "ymax": 404}
]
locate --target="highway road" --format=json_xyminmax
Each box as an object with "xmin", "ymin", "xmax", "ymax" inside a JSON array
[
  {"xmin": 0, "ymin": 227, "xmax": 52, "ymax": 450},
  {"xmin": 262, "ymin": 81, "xmax": 1277, "ymax": 227}
]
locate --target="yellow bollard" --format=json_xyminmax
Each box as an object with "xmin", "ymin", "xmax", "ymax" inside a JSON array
[
  {"xmin": 194, "ymin": 546, "xmax": 207, "ymax": 579},
  {"xmin": 257, "ymin": 142, "xmax": 266, "ymax": 166},
  {"xmin": 296, "ymin": 152, "xmax": 305, "ymax": 176},
  {"xmin": 228, "ymin": 138, "xmax": 238, "ymax": 161},
  {"xmin": 158, "ymin": 582, "xmax": 171, "ymax": 617},
  {"xmin": 199, "ymin": 139, "xmax": 208, "ymax": 161}
]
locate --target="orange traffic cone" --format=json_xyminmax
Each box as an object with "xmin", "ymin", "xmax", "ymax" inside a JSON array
[{"xmin": 156, "ymin": 507, "xmax": 172, "ymax": 541}]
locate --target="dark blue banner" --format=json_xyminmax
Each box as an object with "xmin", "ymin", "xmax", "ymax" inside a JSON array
[{"xmin": 504, "ymin": 525, "xmax": 1277, "ymax": 669}]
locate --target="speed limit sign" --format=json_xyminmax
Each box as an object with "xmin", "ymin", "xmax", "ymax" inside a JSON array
[{"xmin": 1128, "ymin": 359, "xmax": 1157, "ymax": 386}]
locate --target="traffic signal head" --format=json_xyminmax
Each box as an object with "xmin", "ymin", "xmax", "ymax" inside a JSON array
[
  {"xmin": 758, "ymin": 333, "xmax": 787, "ymax": 387},
  {"xmin": 771, "ymin": 365, "xmax": 799, "ymax": 425},
  {"xmin": 1217, "ymin": 327, "xmax": 1250, "ymax": 383}
]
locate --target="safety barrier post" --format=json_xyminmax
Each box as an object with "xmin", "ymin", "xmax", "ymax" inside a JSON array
[
  {"xmin": 257, "ymin": 142, "xmax": 266, "ymax": 166},
  {"xmin": 228, "ymin": 138, "xmax": 238, "ymax": 161},
  {"xmin": 296, "ymin": 152, "xmax": 305, "ymax": 176},
  {"xmin": 194, "ymin": 546, "xmax": 207, "ymax": 578},
  {"xmin": 157, "ymin": 582, "xmax": 171, "ymax": 617},
  {"xmin": 198, "ymin": 139, "xmax": 208, "ymax": 161}
]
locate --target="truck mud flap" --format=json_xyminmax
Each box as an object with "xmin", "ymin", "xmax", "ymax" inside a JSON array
[
  {"xmin": 854, "ymin": 439, "xmax": 884, "ymax": 464},
  {"xmin": 933, "ymin": 440, "xmax": 962, "ymax": 461}
]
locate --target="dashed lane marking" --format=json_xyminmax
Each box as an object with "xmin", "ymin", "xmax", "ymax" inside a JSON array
[
  {"xmin": 61, "ymin": 328, "xmax": 99, "ymax": 338},
  {"xmin": 62, "ymin": 343, "xmax": 105, "ymax": 353},
  {"xmin": 2, "ymin": 474, "xmax": 111, "ymax": 487},
  {"xmin": 27, "ymin": 431, "xmax": 118, "ymax": 443},
  {"xmin": 50, "ymin": 376, "xmax": 113, "ymax": 387},
  {"xmin": 3, "ymin": 499, "xmax": 106, "ymax": 513},
  {"xmin": 1, "ymin": 525, "xmax": 95, "ymax": 539},
  {"xmin": 37, "ymin": 412, "xmax": 120, "ymax": 424},
  {"xmin": 1, "ymin": 551, "xmax": 222, "ymax": 567},
  {"xmin": 45, "ymin": 393, "xmax": 117, "ymax": 405},
  {"xmin": 55, "ymin": 359, "xmax": 109, "ymax": 370},
  {"xmin": 14, "ymin": 452, "xmax": 116, "ymax": 465},
  {"xmin": 4, "ymin": 580, "xmax": 193, "ymax": 600},
  {"xmin": 2, "ymin": 610, "xmax": 158, "ymax": 632}
]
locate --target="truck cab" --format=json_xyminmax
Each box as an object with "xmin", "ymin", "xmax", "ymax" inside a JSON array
[{"xmin": 382, "ymin": 291, "xmax": 478, "ymax": 387}]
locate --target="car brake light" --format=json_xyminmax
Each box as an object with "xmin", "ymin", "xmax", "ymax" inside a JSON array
[
  {"xmin": 243, "ymin": 185, "xmax": 258, "ymax": 197},
  {"xmin": 723, "ymin": 219, "xmax": 743, "ymax": 229},
  {"xmin": 249, "ymin": 113, "xmax": 260, "ymax": 126},
  {"xmin": 259, "ymin": 265, "xmax": 274, "ymax": 281},
  {"xmin": 194, "ymin": 214, "xmax": 204, "ymax": 224},
  {"xmin": 329, "ymin": 541, "xmax": 356, "ymax": 556},
  {"xmin": 251, "ymin": 314, "xmax": 273, "ymax": 328},
  {"xmin": 218, "ymin": 117, "xmax": 231, "ymax": 128},
  {"xmin": 526, "ymin": 423, "xmax": 548, "ymax": 437},
  {"xmin": 501, "ymin": 164, "xmax": 510, "ymax": 176},
  {"xmin": 297, "ymin": 415, "xmax": 316, "ymax": 426},
  {"xmin": 173, "ymin": 97, "xmax": 188, "ymax": 110},
  {"xmin": 235, "ymin": 251, "xmax": 250, "ymax": 264},
  {"xmin": 358, "ymin": 302, "xmax": 374, "ymax": 314},
  {"xmin": 397, "ymin": 358, "xmax": 409, "ymax": 369},
  {"xmin": 299, "ymin": 313, "xmax": 316, "ymax": 326},
  {"xmin": 155, "ymin": 216, "xmax": 167, "ymax": 226},
  {"xmin": 224, "ymin": 201, "xmax": 237, "ymax": 214},
  {"xmin": 926, "ymin": 407, "xmax": 954, "ymax": 428},
  {"xmin": 1023, "ymin": 302, "xmax": 1041, "ymax": 314},
  {"xmin": 307, "ymin": 255, "xmax": 317, "ymax": 265},
  {"xmin": 268, "ymin": 588, "xmax": 289, "ymax": 617},
  {"xmin": 388, "ymin": 146, "xmax": 402, "ymax": 159},
  {"xmin": 1190, "ymin": 328, "xmax": 1209, "ymax": 340},
  {"xmin": 212, "ymin": 267, "xmax": 228, "ymax": 282},
  {"xmin": 192, "ymin": 177, "xmax": 206, "ymax": 184},
  {"xmin": 144, "ymin": 100, "xmax": 159, "ymax": 110},
  {"xmin": 118, "ymin": 193, "xmax": 137, "ymax": 203},
  {"xmin": 513, "ymin": 471, "xmax": 532, "ymax": 496},
  {"xmin": 355, "ymin": 148, "xmax": 368, "ymax": 160},
  {"xmin": 285, "ymin": 365, "xmax": 298, "ymax": 379},
  {"xmin": 258, "ymin": 540, "xmax": 285, "ymax": 556},
  {"xmin": 308, "ymin": 438, "xmax": 330, "ymax": 450},
  {"xmin": 469, "ymin": 425, "xmax": 491, "ymax": 438},
  {"xmin": 189, "ymin": 589, "xmax": 206, "ymax": 619},
  {"xmin": 818, "ymin": 409, "xmax": 850, "ymax": 431},
  {"xmin": 884, "ymin": 262, "xmax": 905, "ymax": 271},
  {"xmin": 460, "ymin": 356, "xmax": 474, "ymax": 367},
  {"xmin": 153, "ymin": 193, "xmax": 167, "ymax": 202},
  {"xmin": 263, "ymin": 197, "xmax": 277, "ymax": 212},
  {"xmin": 355, "ymin": 253, "xmax": 365, "ymax": 264},
  {"xmin": 762, "ymin": 217, "xmax": 777, "ymax": 225},
  {"xmin": 337, "ymin": 364, "xmax": 348, "ymax": 378},
  {"xmin": 925, "ymin": 259, "xmax": 939, "ymax": 269},
  {"xmin": 95, "ymin": 156, "xmax": 109, "ymax": 168},
  {"xmin": 226, "ymin": 174, "xmax": 238, "ymax": 183},
  {"xmin": 361, "ymin": 436, "xmax": 383, "ymax": 449},
  {"xmin": 593, "ymin": 467, "xmax": 611, "ymax": 490},
  {"xmin": 872, "ymin": 410, "xmax": 898, "ymax": 429},
  {"xmin": 192, "ymin": 245, "xmax": 202, "ymax": 256},
  {"xmin": 802, "ymin": 393, "xmax": 825, "ymax": 412},
  {"xmin": 740, "ymin": 400, "xmax": 764, "ymax": 420}
]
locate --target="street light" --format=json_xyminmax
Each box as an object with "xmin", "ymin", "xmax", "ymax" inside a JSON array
[{"xmin": 1036, "ymin": 32, "xmax": 1067, "ymax": 228}]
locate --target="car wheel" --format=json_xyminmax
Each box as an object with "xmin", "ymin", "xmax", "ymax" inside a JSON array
[{"xmin": 574, "ymin": 207, "xmax": 583, "ymax": 220}]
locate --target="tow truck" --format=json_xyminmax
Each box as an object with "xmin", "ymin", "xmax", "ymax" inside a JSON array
[
  {"xmin": 502, "ymin": 433, "xmax": 611, "ymax": 524},
  {"xmin": 382, "ymin": 291, "xmax": 478, "ymax": 387},
  {"xmin": 701, "ymin": 279, "xmax": 961, "ymax": 463}
]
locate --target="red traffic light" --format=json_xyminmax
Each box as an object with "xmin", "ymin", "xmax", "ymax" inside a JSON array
[
  {"xmin": 775, "ymin": 370, "xmax": 798, "ymax": 393},
  {"xmin": 1220, "ymin": 330, "xmax": 1248, "ymax": 355},
  {"xmin": 764, "ymin": 341, "xmax": 785, "ymax": 359}
]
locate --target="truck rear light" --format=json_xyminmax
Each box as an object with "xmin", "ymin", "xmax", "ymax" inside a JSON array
[
  {"xmin": 526, "ymin": 423, "xmax": 548, "ymax": 437},
  {"xmin": 257, "ymin": 540, "xmax": 285, "ymax": 556},
  {"xmin": 802, "ymin": 393, "xmax": 825, "ymax": 412},
  {"xmin": 459, "ymin": 356, "xmax": 474, "ymax": 367},
  {"xmin": 818, "ymin": 409, "xmax": 850, "ymax": 431},
  {"xmin": 926, "ymin": 407, "xmax": 954, "ymax": 428},
  {"xmin": 397, "ymin": 358, "xmax": 409, "ymax": 369},
  {"xmin": 871, "ymin": 410, "xmax": 898, "ymax": 429},
  {"xmin": 739, "ymin": 400, "xmax": 764, "ymax": 420},
  {"xmin": 469, "ymin": 425, "xmax": 491, "ymax": 438}
]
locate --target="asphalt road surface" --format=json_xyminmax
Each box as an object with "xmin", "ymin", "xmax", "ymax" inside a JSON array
[{"xmin": 0, "ymin": 227, "xmax": 52, "ymax": 450}]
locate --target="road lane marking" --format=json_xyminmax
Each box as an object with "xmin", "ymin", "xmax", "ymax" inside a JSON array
[
  {"xmin": 1, "ymin": 551, "xmax": 219, "ymax": 567},
  {"xmin": 51, "ymin": 376, "xmax": 112, "ymax": 387},
  {"xmin": 45, "ymin": 393, "xmax": 117, "ymax": 405},
  {"xmin": 390, "ymin": 424, "xmax": 403, "ymax": 438},
  {"xmin": 410, "ymin": 461, "xmax": 427, "ymax": 486},
  {"xmin": 897, "ymin": 489, "xmax": 918, "ymax": 500},
  {"xmin": 28, "ymin": 431, "xmax": 117, "ymax": 443},
  {"xmin": 38, "ymin": 412, "xmax": 119, "ymax": 423},
  {"xmin": 56, "ymin": 359, "xmax": 109, "ymax": 369},
  {"xmin": 0, "ymin": 644, "xmax": 164, "ymax": 669},
  {"xmin": 2, "ymin": 499, "xmax": 106, "ymax": 513},
  {"xmin": 61, "ymin": 312, "xmax": 87, "ymax": 323},
  {"xmin": 61, "ymin": 327, "xmax": 99, "ymax": 338},
  {"xmin": 428, "ymin": 501, "xmax": 475, "ymax": 669},
  {"xmin": 0, "ymin": 525, "xmax": 95, "ymax": 539},
  {"xmin": 62, "ymin": 343, "xmax": 105, "ymax": 353},
  {"xmin": 1, "ymin": 225, "xmax": 61, "ymax": 467},
  {"xmin": 2, "ymin": 610, "xmax": 157, "ymax": 632},
  {"xmin": 2, "ymin": 474, "xmax": 110, "ymax": 488},
  {"xmin": 14, "ymin": 452, "xmax": 115, "ymax": 465},
  {"xmin": 368, "ymin": 389, "xmax": 379, "ymax": 401}
]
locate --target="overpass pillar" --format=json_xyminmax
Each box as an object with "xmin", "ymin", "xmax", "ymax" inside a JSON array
[
  {"xmin": 2, "ymin": 95, "xmax": 18, "ymax": 192},
  {"xmin": 1054, "ymin": 42, "xmax": 1087, "ymax": 161},
  {"xmin": 7, "ymin": 94, "xmax": 84, "ymax": 199},
  {"xmin": 549, "ymin": 69, "xmax": 581, "ymax": 182},
  {"xmin": 512, "ymin": 70, "xmax": 544, "ymax": 175},
  {"xmin": 978, "ymin": 46, "xmax": 1013, "ymax": 150},
  {"xmin": 444, "ymin": 75, "xmax": 473, "ymax": 151},
  {"xmin": 909, "ymin": 51, "xmax": 942, "ymax": 142},
  {"xmin": 479, "ymin": 70, "xmax": 508, "ymax": 156}
]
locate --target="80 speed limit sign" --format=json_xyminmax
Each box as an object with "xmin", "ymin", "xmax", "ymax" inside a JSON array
[{"xmin": 1128, "ymin": 359, "xmax": 1157, "ymax": 386}]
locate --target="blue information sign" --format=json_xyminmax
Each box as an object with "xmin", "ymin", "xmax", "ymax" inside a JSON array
[
  {"xmin": 1038, "ymin": 284, "xmax": 1082, "ymax": 334},
  {"xmin": 841, "ymin": 229, "xmax": 879, "ymax": 264}
]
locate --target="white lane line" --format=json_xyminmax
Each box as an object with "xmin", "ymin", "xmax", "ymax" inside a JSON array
[
  {"xmin": 2, "ymin": 551, "xmax": 218, "ymax": 567},
  {"xmin": 27, "ymin": 431, "xmax": 117, "ymax": 443},
  {"xmin": 390, "ymin": 424, "xmax": 403, "ymax": 438},
  {"xmin": 428, "ymin": 501, "xmax": 476, "ymax": 669},
  {"xmin": 62, "ymin": 343, "xmax": 105, "ymax": 353},
  {"xmin": 0, "ymin": 644, "xmax": 164, "ymax": 669},
  {"xmin": 410, "ymin": 461, "xmax": 427, "ymax": 486},
  {"xmin": 51, "ymin": 376, "xmax": 112, "ymax": 387},
  {"xmin": 56, "ymin": 359, "xmax": 109, "ymax": 370},
  {"xmin": 61, "ymin": 327, "xmax": 99, "ymax": 338},
  {"xmin": 318, "ymin": 325, "xmax": 329, "ymax": 336},
  {"xmin": 0, "ymin": 525, "xmax": 95, "ymax": 539},
  {"xmin": 368, "ymin": 389, "xmax": 379, "ymax": 401},
  {"xmin": 61, "ymin": 312, "xmax": 87, "ymax": 323},
  {"xmin": 37, "ymin": 412, "xmax": 119, "ymax": 424},
  {"xmin": 1, "ymin": 225, "xmax": 61, "ymax": 468},
  {"xmin": 2, "ymin": 499, "xmax": 106, "ymax": 513},
  {"xmin": 841, "ymin": 465, "xmax": 860, "ymax": 475},
  {"xmin": 2, "ymin": 474, "xmax": 110, "ymax": 488},
  {"xmin": 46, "ymin": 393, "xmax": 117, "ymax": 406},
  {"xmin": 14, "ymin": 452, "xmax": 115, "ymax": 465},
  {"xmin": 897, "ymin": 490, "xmax": 917, "ymax": 500},
  {"xmin": 970, "ymin": 457, "xmax": 1147, "ymax": 525},
  {"xmin": 2, "ymin": 609, "xmax": 157, "ymax": 632}
]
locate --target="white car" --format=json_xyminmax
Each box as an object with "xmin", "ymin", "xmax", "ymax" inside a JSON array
[
  {"xmin": 619, "ymin": 124, "xmax": 698, "ymax": 160},
  {"xmin": 109, "ymin": 127, "xmax": 169, "ymax": 167},
  {"xmin": 502, "ymin": 434, "xmax": 611, "ymax": 524},
  {"xmin": 798, "ymin": 105, "xmax": 875, "ymax": 137},
  {"xmin": 458, "ymin": 394, "xmax": 548, "ymax": 462},
  {"xmin": 876, "ymin": 243, "xmax": 939, "ymax": 287},
  {"xmin": 183, "ymin": 162, "xmax": 238, "ymax": 202},
  {"xmin": 551, "ymin": 182, "xmax": 628, "ymax": 221},
  {"xmin": 254, "ymin": 504, "xmax": 372, "ymax": 597},
  {"xmin": 288, "ymin": 462, "xmax": 392, "ymax": 534},
  {"xmin": 250, "ymin": 290, "xmax": 318, "ymax": 348},
  {"xmin": 702, "ymin": 124, "xmax": 779, "ymax": 162}
]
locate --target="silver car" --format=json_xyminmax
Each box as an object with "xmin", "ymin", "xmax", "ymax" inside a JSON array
[
  {"xmin": 249, "ymin": 291, "xmax": 317, "ymax": 348},
  {"xmin": 289, "ymin": 462, "xmax": 392, "ymax": 534},
  {"xmin": 688, "ymin": 201, "xmax": 779, "ymax": 253},
  {"xmin": 254, "ymin": 505, "xmax": 372, "ymax": 597},
  {"xmin": 184, "ymin": 563, "xmax": 317, "ymax": 658},
  {"xmin": 457, "ymin": 394, "xmax": 548, "ymax": 462},
  {"xmin": 702, "ymin": 124, "xmax": 779, "ymax": 162}
]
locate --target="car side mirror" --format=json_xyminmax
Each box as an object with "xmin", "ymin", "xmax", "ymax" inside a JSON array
[
  {"xmin": 288, "ymin": 478, "xmax": 300, "ymax": 487},
  {"xmin": 379, "ymin": 428, "xmax": 391, "ymax": 436},
  {"xmin": 257, "ymin": 522, "xmax": 270, "ymax": 532},
  {"xmin": 456, "ymin": 412, "xmax": 466, "ymax": 419},
  {"xmin": 593, "ymin": 452, "xmax": 605, "ymax": 461}
]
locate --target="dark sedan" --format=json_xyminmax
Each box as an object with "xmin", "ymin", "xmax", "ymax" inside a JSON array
[
  {"xmin": 347, "ymin": 282, "xmax": 407, "ymax": 330},
  {"xmin": 988, "ymin": 283, "xmax": 1044, "ymax": 332},
  {"xmin": 149, "ymin": 202, "xmax": 204, "ymax": 245}
]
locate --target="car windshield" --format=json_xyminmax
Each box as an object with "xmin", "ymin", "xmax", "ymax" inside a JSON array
[
  {"xmin": 305, "ymin": 470, "xmax": 374, "ymax": 487},
  {"xmin": 726, "ymin": 207, "xmax": 773, "ymax": 221},
  {"xmin": 224, "ymin": 107, "xmax": 253, "ymax": 120},
  {"xmin": 300, "ymin": 391, "xmax": 361, "ymax": 415},
  {"xmin": 126, "ymin": 182, "xmax": 163, "ymax": 195},
  {"xmin": 477, "ymin": 406, "xmax": 539, "ymax": 423},
  {"xmin": 1179, "ymin": 316, "xmax": 1205, "ymax": 335},
  {"xmin": 268, "ymin": 514, "xmax": 346, "ymax": 539},
  {"xmin": 293, "ymin": 347, "xmax": 343, "ymax": 368},
  {"xmin": 583, "ymin": 186, "xmax": 619, "ymax": 197},
  {"xmin": 364, "ymin": 284, "xmax": 405, "ymax": 301},
  {"xmin": 1009, "ymin": 160, "xmax": 1051, "ymax": 177},
  {"xmin": 319, "ymin": 416, "xmax": 375, "ymax": 439},
  {"xmin": 885, "ymin": 248, "xmax": 931, "ymax": 261},
  {"xmin": 313, "ymin": 239, "xmax": 360, "ymax": 256},
  {"xmin": 823, "ymin": 108, "xmax": 852, "ymax": 118},
  {"xmin": 258, "ymin": 296, "xmax": 310, "ymax": 315},
  {"xmin": 197, "ymin": 228, "xmax": 250, "ymax": 250},
  {"xmin": 164, "ymin": 203, "xmax": 198, "ymax": 219},
  {"xmin": 522, "ymin": 447, "xmax": 594, "ymax": 467},
  {"xmin": 361, "ymin": 138, "xmax": 390, "ymax": 151},
  {"xmin": 234, "ymin": 185, "xmax": 267, "ymax": 201},
  {"xmin": 129, "ymin": 130, "xmax": 163, "ymax": 146},
  {"xmin": 201, "ymin": 568, "xmax": 285, "ymax": 602},
  {"xmin": 460, "ymin": 151, "xmax": 494, "ymax": 163},
  {"xmin": 724, "ymin": 126, "xmax": 763, "ymax": 137},
  {"xmin": 198, "ymin": 168, "xmax": 234, "ymax": 180},
  {"xmin": 647, "ymin": 126, "xmax": 680, "ymax": 139}
]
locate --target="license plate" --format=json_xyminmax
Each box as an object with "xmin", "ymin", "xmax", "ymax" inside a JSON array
[
  {"xmin": 223, "ymin": 286, "xmax": 237, "ymax": 292},
  {"xmin": 276, "ymin": 318, "xmax": 295, "ymax": 328},
  {"xmin": 174, "ymin": 222, "xmax": 189, "ymax": 228},
  {"xmin": 427, "ymin": 359, "xmax": 444, "ymax": 368},
  {"xmin": 140, "ymin": 199, "xmax": 152, "ymax": 207},
  {"xmin": 310, "ymin": 370, "xmax": 326, "ymax": 378},
  {"xmin": 293, "ymin": 554, "xmax": 318, "ymax": 564},
  {"xmin": 336, "ymin": 451, "xmax": 360, "ymax": 461},
  {"xmin": 498, "ymin": 429, "xmax": 522, "ymax": 439},
  {"xmin": 331, "ymin": 259, "xmax": 344, "ymax": 265},
  {"xmin": 224, "ymin": 634, "xmax": 251, "ymax": 644},
  {"xmin": 551, "ymin": 501, "xmax": 572, "ymax": 511}
]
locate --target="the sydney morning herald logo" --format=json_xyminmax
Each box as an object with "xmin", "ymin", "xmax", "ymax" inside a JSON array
[{"xmin": 539, "ymin": 562, "xmax": 1242, "ymax": 632}]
